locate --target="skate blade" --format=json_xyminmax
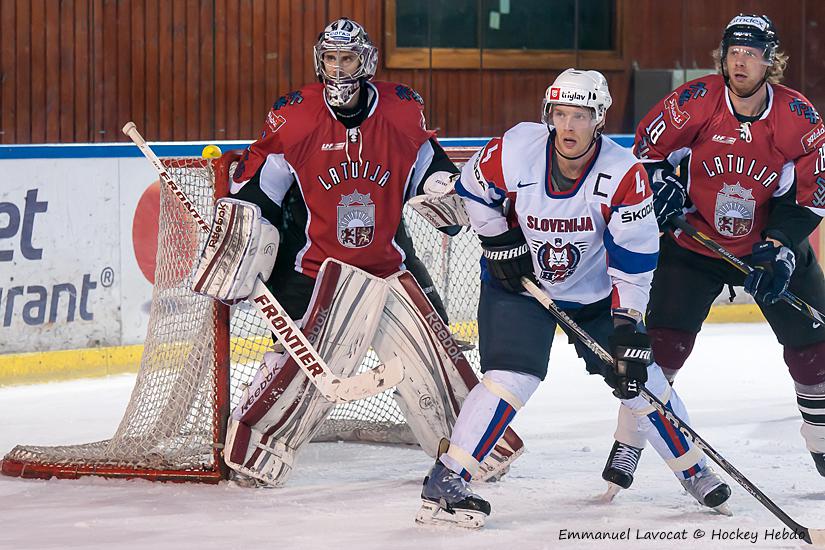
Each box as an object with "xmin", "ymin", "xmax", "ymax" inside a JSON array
[
  {"xmin": 415, "ymin": 500, "xmax": 486, "ymax": 529},
  {"xmin": 712, "ymin": 502, "xmax": 733, "ymax": 516},
  {"xmin": 595, "ymin": 482, "xmax": 623, "ymax": 503}
]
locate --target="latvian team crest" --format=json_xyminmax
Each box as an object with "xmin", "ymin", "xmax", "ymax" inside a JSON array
[
  {"xmin": 338, "ymin": 190, "xmax": 375, "ymax": 248},
  {"xmin": 536, "ymin": 238, "xmax": 586, "ymax": 283},
  {"xmin": 714, "ymin": 183, "xmax": 755, "ymax": 237}
]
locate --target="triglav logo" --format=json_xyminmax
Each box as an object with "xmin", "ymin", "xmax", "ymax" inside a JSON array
[{"xmin": 559, "ymin": 89, "xmax": 587, "ymax": 103}]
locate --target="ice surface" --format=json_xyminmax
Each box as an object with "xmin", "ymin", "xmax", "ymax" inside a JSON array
[{"xmin": 1, "ymin": 323, "xmax": 822, "ymax": 549}]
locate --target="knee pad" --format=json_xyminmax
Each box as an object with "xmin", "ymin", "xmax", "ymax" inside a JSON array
[
  {"xmin": 648, "ymin": 328, "xmax": 697, "ymax": 373},
  {"xmin": 785, "ymin": 341, "xmax": 825, "ymax": 385}
]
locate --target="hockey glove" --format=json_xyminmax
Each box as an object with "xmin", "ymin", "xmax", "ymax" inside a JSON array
[
  {"xmin": 743, "ymin": 240, "xmax": 796, "ymax": 306},
  {"xmin": 606, "ymin": 311, "xmax": 650, "ymax": 399},
  {"xmin": 650, "ymin": 168, "xmax": 686, "ymax": 229},
  {"xmin": 479, "ymin": 226, "xmax": 536, "ymax": 293}
]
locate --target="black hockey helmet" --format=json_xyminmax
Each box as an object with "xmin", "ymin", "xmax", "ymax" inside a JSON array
[{"xmin": 721, "ymin": 14, "xmax": 779, "ymax": 65}]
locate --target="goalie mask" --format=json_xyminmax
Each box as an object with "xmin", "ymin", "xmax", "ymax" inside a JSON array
[
  {"xmin": 541, "ymin": 69, "xmax": 612, "ymax": 160},
  {"xmin": 313, "ymin": 18, "xmax": 378, "ymax": 107}
]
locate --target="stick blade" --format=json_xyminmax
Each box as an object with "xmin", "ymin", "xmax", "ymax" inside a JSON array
[{"xmin": 808, "ymin": 528, "xmax": 825, "ymax": 546}]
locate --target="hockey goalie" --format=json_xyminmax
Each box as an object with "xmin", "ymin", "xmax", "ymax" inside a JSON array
[{"xmin": 190, "ymin": 17, "xmax": 523, "ymax": 488}]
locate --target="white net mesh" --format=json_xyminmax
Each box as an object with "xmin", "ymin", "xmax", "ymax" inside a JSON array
[
  {"xmin": 3, "ymin": 159, "xmax": 226, "ymax": 478},
  {"xmin": 1, "ymin": 148, "xmax": 483, "ymax": 480}
]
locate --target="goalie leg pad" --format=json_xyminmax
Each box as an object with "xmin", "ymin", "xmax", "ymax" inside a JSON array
[
  {"xmin": 374, "ymin": 271, "xmax": 524, "ymax": 481},
  {"xmin": 192, "ymin": 198, "xmax": 280, "ymax": 301},
  {"xmin": 223, "ymin": 259, "xmax": 389, "ymax": 486}
]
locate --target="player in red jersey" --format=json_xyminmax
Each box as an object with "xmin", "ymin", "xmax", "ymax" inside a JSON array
[
  {"xmin": 230, "ymin": 18, "xmax": 456, "ymax": 320},
  {"xmin": 602, "ymin": 14, "xmax": 825, "ymax": 498},
  {"xmin": 191, "ymin": 17, "xmax": 524, "ymax": 489}
]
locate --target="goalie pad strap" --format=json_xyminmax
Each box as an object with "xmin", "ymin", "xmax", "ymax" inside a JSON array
[{"xmin": 193, "ymin": 198, "xmax": 279, "ymax": 300}]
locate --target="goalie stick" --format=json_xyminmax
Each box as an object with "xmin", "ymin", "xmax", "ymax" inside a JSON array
[
  {"xmin": 671, "ymin": 217, "xmax": 824, "ymax": 328},
  {"xmin": 122, "ymin": 121, "xmax": 404, "ymax": 404},
  {"xmin": 521, "ymin": 277, "xmax": 825, "ymax": 546}
]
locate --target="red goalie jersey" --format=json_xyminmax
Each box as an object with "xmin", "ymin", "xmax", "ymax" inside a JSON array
[
  {"xmin": 635, "ymin": 74, "xmax": 825, "ymax": 257},
  {"xmin": 232, "ymin": 81, "xmax": 434, "ymax": 278}
]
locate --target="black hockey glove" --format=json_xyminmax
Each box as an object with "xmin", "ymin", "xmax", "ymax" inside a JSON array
[
  {"xmin": 479, "ymin": 226, "xmax": 536, "ymax": 293},
  {"xmin": 606, "ymin": 311, "xmax": 650, "ymax": 399},
  {"xmin": 650, "ymin": 168, "xmax": 686, "ymax": 229},
  {"xmin": 743, "ymin": 240, "xmax": 796, "ymax": 305}
]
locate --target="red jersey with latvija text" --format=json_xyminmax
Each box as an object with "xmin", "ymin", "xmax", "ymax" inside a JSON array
[
  {"xmin": 232, "ymin": 81, "xmax": 434, "ymax": 278},
  {"xmin": 635, "ymin": 74, "xmax": 825, "ymax": 257}
]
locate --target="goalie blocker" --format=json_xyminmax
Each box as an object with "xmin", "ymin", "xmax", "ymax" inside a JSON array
[
  {"xmin": 224, "ymin": 258, "xmax": 524, "ymax": 486},
  {"xmin": 192, "ymin": 198, "xmax": 280, "ymax": 302}
]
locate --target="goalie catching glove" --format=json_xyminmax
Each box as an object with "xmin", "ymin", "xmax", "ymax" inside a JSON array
[
  {"xmin": 192, "ymin": 198, "xmax": 280, "ymax": 301},
  {"xmin": 407, "ymin": 171, "xmax": 470, "ymax": 232},
  {"xmin": 606, "ymin": 309, "xmax": 650, "ymax": 399},
  {"xmin": 479, "ymin": 226, "xmax": 536, "ymax": 293}
]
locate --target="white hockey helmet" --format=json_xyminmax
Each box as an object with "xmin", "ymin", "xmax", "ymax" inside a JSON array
[
  {"xmin": 313, "ymin": 18, "xmax": 378, "ymax": 106},
  {"xmin": 541, "ymin": 69, "xmax": 612, "ymax": 127}
]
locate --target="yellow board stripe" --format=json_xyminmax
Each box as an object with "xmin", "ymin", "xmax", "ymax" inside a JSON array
[{"xmin": 0, "ymin": 305, "xmax": 764, "ymax": 386}]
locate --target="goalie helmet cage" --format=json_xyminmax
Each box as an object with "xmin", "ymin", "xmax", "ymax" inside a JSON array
[{"xmin": 0, "ymin": 147, "xmax": 484, "ymax": 483}]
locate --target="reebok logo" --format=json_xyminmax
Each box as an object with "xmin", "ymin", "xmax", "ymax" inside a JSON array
[{"xmin": 321, "ymin": 142, "xmax": 345, "ymax": 151}]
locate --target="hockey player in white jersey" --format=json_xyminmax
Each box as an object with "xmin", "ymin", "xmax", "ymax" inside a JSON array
[{"xmin": 414, "ymin": 69, "xmax": 731, "ymax": 529}]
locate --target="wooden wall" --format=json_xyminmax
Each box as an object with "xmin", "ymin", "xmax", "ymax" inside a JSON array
[{"xmin": 1, "ymin": 0, "xmax": 824, "ymax": 143}]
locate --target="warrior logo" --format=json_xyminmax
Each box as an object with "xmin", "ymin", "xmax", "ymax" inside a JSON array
[
  {"xmin": 338, "ymin": 190, "xmax": 375, "ymax": 248},
  {"xmin": 537, "ymin": 238, "xmax": 586, "ymax": 283},
  {"xmin": 714, "ymin": 182, "xmax": 755, "ymax": 237}
]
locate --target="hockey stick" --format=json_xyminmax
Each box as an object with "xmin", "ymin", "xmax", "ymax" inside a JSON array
[
  {"xmin": 122, "ymin": 121, "xmax": 403, "ymax": 404},
  {"xmin": 671, "ymin": 217, "xmax": 824, "ymax": 328},
  {"xmin": 521, "ymin": 277, "xmax": 825, "ymax": 546}
]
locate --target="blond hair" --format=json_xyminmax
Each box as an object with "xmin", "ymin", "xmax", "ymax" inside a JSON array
[{"xmin": 712, "ymin": 46, "xmax": 788, "ymax": 84}]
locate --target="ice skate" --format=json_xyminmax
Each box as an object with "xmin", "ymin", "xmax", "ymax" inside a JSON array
[
  {"xmin": 598, "ymin": 441, "xmax": 643, "ymax": 502},
  {"xmin": 416, "ymin": 458, "xmax": 490, "ymax": 529},
  {"xmin": 812, "ymin": 452, "xmax": 825, "ymax": 477},
  {"xmin": 680, "ymin": 465, "xmax": 732, "ymax": 515}
]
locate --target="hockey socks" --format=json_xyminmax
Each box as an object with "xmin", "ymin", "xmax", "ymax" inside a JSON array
[{"xmin": 440, "ymin": 370, "xmax": 539, "ymax": 480}]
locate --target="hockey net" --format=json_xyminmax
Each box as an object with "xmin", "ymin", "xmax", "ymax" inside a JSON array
[{"xmin": 1, "ymin": 147, "xmax": 483, "ymax": 483}]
